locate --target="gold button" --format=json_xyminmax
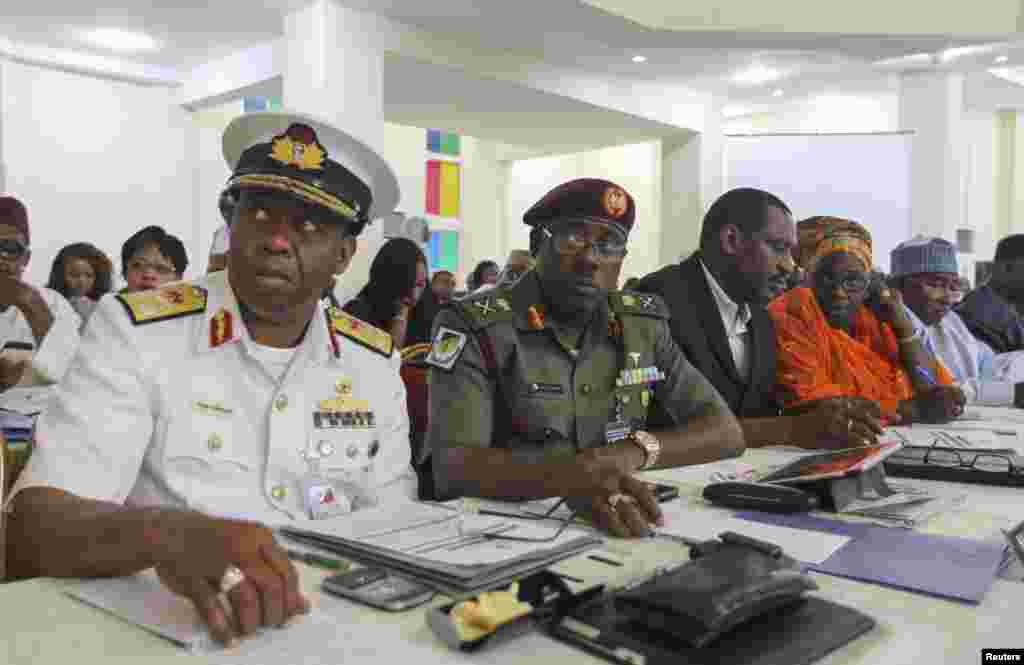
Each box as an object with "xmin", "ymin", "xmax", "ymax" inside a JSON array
[
  {"xmin": 274, "ymin": 394, "xmax": 289, "ymax": 412},
  {"xmin": 271, "ymin": 485, "xmax": 287, "ymax": 501},
  {"xmin": 529, "ymin": 383, "xmax": 539, "ymax": 394},
  {"xmin": 621, "ymin": 395, "xmax": 631, "ymax": 404},
  {"xmin": 207, "ymin": 434, "xmax": 223, "ymax": 452},
  {"xmin": 581, "ymin": 384, "xmax": 592, "ymax": 395}
]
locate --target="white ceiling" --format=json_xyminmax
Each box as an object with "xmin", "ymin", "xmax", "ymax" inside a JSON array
[{"xmin": 1, "ymin": 0, "xmax": 1023, "ymax": 114}]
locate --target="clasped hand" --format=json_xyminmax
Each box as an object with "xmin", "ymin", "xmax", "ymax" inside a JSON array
[
  {"xmin": 151, "ymin": 512, "xmax": 311, "ymax": 646},
  {"xmin": 565, "ymin": 449, "xmax": 664, "ymax": 539}
]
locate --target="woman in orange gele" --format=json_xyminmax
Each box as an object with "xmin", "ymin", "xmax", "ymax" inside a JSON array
[{"xmin": 770, "ymin": 217, "xmax": 965, "ymax": 424}]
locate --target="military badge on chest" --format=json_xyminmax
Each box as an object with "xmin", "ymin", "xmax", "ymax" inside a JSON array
[
  {"xmin": 606, "ymin": 352, "xmax": 666, "ymax": 444},
  {"xmin": 303, "ymin": 376, "xmax": 381, "ymax": 519}
]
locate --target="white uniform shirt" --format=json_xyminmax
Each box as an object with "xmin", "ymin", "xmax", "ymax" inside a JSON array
[
  {"xmin": 700, "ymin": 260, "xmax": 752, "ymax": 380},
  {"xmin": 13, "ymin": 271, "xmax": 412, "ymax": 524},
  {"xmin": 0, "ymin": 286, "xmax": 81, "ymax": 385},
  {"xmin": 210, "ymin": 225, "xmax": 230, "ymax": 255},
  {"xmin": 904, "ymin": 304, "xmax": 1016, "ymax": 405}
]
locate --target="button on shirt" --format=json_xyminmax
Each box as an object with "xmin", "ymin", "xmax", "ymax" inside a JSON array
[
  {"xmin": 700, "ymin": 261, "xmax": 752, "ymax": 380},
  {"xmin": 904, "ymin": 304, "xmax": 1015, "ymax": 405},
  {"xmin": 12, "ymin": 271, "xmax": 413, "ymax": 524}
]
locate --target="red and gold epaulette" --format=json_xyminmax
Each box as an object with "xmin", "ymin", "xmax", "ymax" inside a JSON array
[
  {"xmin": 116, "ymin": 284, "xmax": 207, "ymax": 325},
  {"xmin": 330, "ymin": 308, "xmax": 394, "ymax": 357}
]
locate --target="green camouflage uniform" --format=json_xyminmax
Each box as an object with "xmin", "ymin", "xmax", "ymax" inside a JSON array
[{"xmin": 425, "ymin": 272, "xmax": 732, "ymax": 496}]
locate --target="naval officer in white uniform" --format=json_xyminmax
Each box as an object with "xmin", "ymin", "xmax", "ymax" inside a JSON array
[{"xmin": 6, "ymin": 111, "xmax": 409, "ymax": 647}]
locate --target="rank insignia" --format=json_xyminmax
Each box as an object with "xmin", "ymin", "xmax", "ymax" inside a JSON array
[
  {"xmin": 116, "ymin": 284, "xmax": 207, "ymax": 326},
  {"xmin": 269, "ymin": 123, "xmax": 326, "ymax": 171},
  {"xmin": 330, "ymin": 308, "xmax": 394, "ymax": 357},
  {"xmin": 209, "ymin": 308, "xmax": 234, "ymax": 348},
  {"xmin": 425, "ymin": 326, "xmax": 469, "ymax": 371}
]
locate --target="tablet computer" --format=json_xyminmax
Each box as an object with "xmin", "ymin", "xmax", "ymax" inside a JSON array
[{"xmin": 757, "ymin": 442, "xmax": 903, "ymax": 485}]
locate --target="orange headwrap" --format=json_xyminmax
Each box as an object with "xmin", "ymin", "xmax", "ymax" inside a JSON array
[{"xmin": 797, "ymin": 216, "xmax": 873, "ymax": 273}]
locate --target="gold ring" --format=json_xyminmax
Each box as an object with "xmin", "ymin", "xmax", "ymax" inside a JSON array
[{"xmin": 847, "ymin": 418, "xmax": 853, "ymax": 433}]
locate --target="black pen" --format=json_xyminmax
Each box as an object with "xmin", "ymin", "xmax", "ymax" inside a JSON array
[
  {"xmin": 587, "ymin": 554, "xmax": 623, "ymax": 567},
  {"xmin": 552, "ymin": 572, "xmax": 585, "ymax": 583}
]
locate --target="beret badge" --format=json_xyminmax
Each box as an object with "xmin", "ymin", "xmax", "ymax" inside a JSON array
[
  {"xmin": 269, "ymin": 123, "xmax": 326, "ymax": 171},
  {"xmin": 601, "ymin": 186, "xmax": 628, "ymax": 219}
]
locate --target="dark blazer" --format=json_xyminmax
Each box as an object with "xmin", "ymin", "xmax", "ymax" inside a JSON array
[{"xmin": 635, "ymin": 253, "xmax": 780, "ymax": 419}]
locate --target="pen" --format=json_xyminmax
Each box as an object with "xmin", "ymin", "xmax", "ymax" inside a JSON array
[
  {"xmin": 587, "ymin": 554, "xmax": 624, "ymax": 567},
  {"xmin": 552, "ymin": 572, "xmax": 585, "ymax": 584},
  {"xmin": 286, "ymin": 549, "xmax": 349, "ymax": 571},
  {"xmin": 913, "ymin": 365, "xmax": 937, "ymax": 386}
]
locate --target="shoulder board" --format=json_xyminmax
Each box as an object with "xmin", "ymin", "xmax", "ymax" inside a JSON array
[
  {"xmin": 451, "ymin": 290, "xmax": 516, "ymax": 330},
  {"xmin": 330, "ymin": 308, "xmax": 394, "ymax": 357},
  {"xmin": 608, "ymin": 291, "xmax": 669, "ymax": 319},
  {"xmin": 116, "ymin": 284, "xmax": 207, "ymax": 325}
]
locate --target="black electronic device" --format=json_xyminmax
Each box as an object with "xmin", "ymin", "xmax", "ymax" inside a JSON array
[
  {"xmin": 702, "ymin": 482, "xmax": 819, "ymax": 513},
  {"xmin": 653, "ymin": 483, "xmax": 680, "ymax": 503},
  {"xmin": 322, "ymin": 566, "xmax": 434, "ymax": 611}
]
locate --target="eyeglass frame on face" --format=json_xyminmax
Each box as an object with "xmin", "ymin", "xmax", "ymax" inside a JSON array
[
  {"xmin": 911, "ymin": 274, "xmax": 963, "ymax": 296},
  {"xmin": 817, "ymin": 271, "xmax": 870, "ymax": 294},
  {"xmin": 542, "ymin": 221, "xmax": 628, "ymax": 261},
  {"xmin": 126, "ymin": 259, "xmax": 178, "ymax": 277},
  {"xmin": 0, "ymin": 238, "xmax": 28, "ymax": 261}
]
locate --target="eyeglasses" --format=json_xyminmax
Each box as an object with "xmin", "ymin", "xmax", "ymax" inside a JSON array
[
  {"xmin": 916, "ymin": 277, "xmax": 964, "ymax": 294},
  {"xmin": 127, "ymin": 260, "xmax": 177, "ymax": 276},
  {"xmin": 0, "ymin": 238, "xmax": 28, "ymax": 260},
  {"xmin": 543, "ymin": 225, "xmax": 628, "ymax": 261},
  {"xmin": 890, "ymin": 441, "xmax": 1024, "ymax": 475},
  {"xmin": 818, "ymin": 272, "xmax": 870, "ymax": 293}
]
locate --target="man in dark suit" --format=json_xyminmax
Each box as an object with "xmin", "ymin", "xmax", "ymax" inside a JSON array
[{"xmin": 636, "ymin": 188, "xmax": 882, "ymax": 449}]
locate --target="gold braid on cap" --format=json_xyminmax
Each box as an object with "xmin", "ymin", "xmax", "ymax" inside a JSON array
[{"xmin": 226, "ymin": 173, "xmax": 360, "ymax": 222}]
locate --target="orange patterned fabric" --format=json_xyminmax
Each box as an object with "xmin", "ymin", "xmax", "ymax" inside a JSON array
[{"xmin": 768, "ymin": 287, "xmax": 953, "ymax": 418}]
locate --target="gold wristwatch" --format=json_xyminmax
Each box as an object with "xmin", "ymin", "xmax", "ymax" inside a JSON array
[{"xmin": 628, "ymin": 430, "xmax": 661, "ymax": 470}]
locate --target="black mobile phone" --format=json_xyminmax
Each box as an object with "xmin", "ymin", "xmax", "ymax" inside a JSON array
[
  {"xmin": 321, "ymin": 567, "xmax": 434, "ymax": 612},
  {"xmin": 653, "ymin": 483, "xmax": 680, "ymax": 503}
]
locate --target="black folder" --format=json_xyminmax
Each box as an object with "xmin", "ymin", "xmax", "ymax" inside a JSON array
[{"xmin": 548, "ymin": 592, "xmax": 875, "ymax": 665}]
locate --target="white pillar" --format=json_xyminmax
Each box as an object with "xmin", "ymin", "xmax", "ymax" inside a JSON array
[
  {"xmin": 899, "ymin": 72, "xmax": 966, "ymax": 241},
  {"xmin": 658, "ymin": 96, "xmax": 725, "ymax": 267},
  {"xmin": 281, "ymin": 0, "xmax": 390, "ymax": 304}
]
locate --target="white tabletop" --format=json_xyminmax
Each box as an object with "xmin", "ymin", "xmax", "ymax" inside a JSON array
[{"xmin": 5, "ymin": 417, "xmax": 1024, "ymax": 664}]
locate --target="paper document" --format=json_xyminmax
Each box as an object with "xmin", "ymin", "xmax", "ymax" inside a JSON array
[
  {"xmin": 656, "ymin": 503, "xmax": 850, "ymax": 565},
  {"xmin": 65, "ymin": 570, "xmax": 336, "ymax": 655}
]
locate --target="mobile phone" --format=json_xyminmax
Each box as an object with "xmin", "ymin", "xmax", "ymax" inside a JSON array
[
  {"xmin": 653, "ymin": 483, "xmax": 680, "ymax": 503},
  {"xmin": 321, "ymin": 567, "xmax": 434, "ymax": 612}
]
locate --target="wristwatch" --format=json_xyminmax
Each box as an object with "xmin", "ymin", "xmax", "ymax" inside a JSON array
[{"xmin": 628, "ymin": 430, "xmax": 661, "ymax": 470}]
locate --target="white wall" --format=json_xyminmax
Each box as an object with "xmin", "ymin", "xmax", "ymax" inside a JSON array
[
  {"xmin": 1, "ymin": 59, "xmax": 194, "ymax": 289},
  {"xmin": 506, "ymin": 142, "xmax": 663, "ymax": 285},
  {"xmin": 724, "ymin": 94, "xmax": 901, "ymax": 135}
]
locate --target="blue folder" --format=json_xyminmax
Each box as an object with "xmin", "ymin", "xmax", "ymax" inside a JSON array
[{"xmin": 736, "ymin": 512, "xmax": 1004, "ymax": 604}]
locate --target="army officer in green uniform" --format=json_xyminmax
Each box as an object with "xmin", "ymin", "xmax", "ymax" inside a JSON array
[{"xmin": 425, "ymin": 178, "xmax": 744, "ymax": 538}]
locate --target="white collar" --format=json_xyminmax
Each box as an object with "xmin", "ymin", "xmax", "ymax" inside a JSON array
[{"xmin": 699, "ymin": 259, "xmax": 751, "ymax": 333}]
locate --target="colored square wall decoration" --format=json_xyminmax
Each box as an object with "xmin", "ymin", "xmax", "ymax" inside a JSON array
[
  {"xmin": 428, "ymin": 230, "xmax": 459, "ymax": 273},
  {"xmin": 425, "ymin": 160, "xmax": 461, "ymax": 218},
  {"xmin": 426, "ymin": 129, "xmax": 461, "ymax": 156}
]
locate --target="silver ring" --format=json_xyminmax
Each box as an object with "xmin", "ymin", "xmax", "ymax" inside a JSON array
[{"xmin": 219, "ymin": 565, "xmax": 246, "ymax": 594}]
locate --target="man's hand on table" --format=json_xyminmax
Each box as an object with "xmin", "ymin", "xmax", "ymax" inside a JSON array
[
  {"xmin": 565, "ymin": 448, "xmax": 664, "ymax": 539},
  {"xmin": 788, "ymin": 397, "xmax": 884, "ymax": 449},
  {"xmin": 148, "ymin": 511, "xmax": 311, "ymax": 646}
]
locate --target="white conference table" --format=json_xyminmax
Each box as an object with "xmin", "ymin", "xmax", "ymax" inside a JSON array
[{"xmin": 4, "ymin": 410, "xmax": 1024, "ymax": 664}]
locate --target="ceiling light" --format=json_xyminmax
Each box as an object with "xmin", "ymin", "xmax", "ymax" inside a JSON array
[
  {"xmin": 995, "ymin": 55, "xmax": 1010, "ymax": 64},
  {"xmin": 631, "ymin": 55, "xmax": 647, "ymax": 63},
  {"xmin": 772, "ymin": 89, "xmax": 784, "ymax": 98},
  {"xmin": 79, "ymin": 28, "xmax": 157, "ymax": 52},
  {"xmin": 732, "ymin": 64, "xmax": 781, "ymax": 86}
]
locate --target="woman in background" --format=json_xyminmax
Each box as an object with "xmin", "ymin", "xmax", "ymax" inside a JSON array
[
  {"xmin": 466, "ymin": 260, "xmax": 499, "ymax": 293},
  {"xmin": 120, "ymin": 226, "xmax": 188, "ymax": 293},
  {"xmin": 343, "ymin": 238, "xmax": 428, "ymax": 349},
  {"xmin": 46, "ymin": 242, "xmax": 113, "ymax": 326},
  {"xmin": 769, "ymin": 217, "xmax": 963, "ymax": 424}
]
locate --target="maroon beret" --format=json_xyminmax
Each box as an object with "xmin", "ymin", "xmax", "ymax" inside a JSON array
[
  {"xmin": 0, "ymin": 196, "xmax": 29, "ymax": 243},
  {"xmin": 522, "ymin": 178, "xmax": 635, "ymax": 237}
]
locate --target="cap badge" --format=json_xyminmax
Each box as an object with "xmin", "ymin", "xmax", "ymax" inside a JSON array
[
  {"xmin": 601, "ymin": 186, "xmax": 628, "ymax": 219},
  {"xmin": 269, "ymin": 123, "xmax": 326, "ymax": 171}
]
